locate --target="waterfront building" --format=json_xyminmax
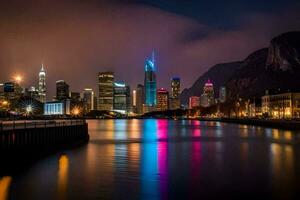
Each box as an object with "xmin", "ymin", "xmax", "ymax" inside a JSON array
[
  {"xmin": 44, "ymin": 100, "xmax": 70, "ymax": 115},
  {"xmin": 83, "ymin": 88, "xmax": 94, "ymax": 113},
  {"xmin": 200, "ymin": 93, "xmax": 209, "ymax": 107},
  {"xmin": 203, "ymin": 79, "xmax": 215, "ymax": 106},
  {"xmin": 56, "ymin": 80, "xmax": 70, "ymax": 101},
  {"xmin": 169, "ymin": 77, "xmax": 181, "ymax": 110},
  {"xmin": 157, "ymin": 88, "xmax": 169, "ymax": 111},
  {"xmin": 219, "ymin": 86, "xmax": 226, "ymax": 103},
  {"xmin": 262, "ymin": 91, "xmax": 300, "ymax": 119},
  {"xmin": 136, "ymin": 84, "xmax": 144, "ymax": 114},
  {"xmin": 38, "ymin": 64, "xmax": 46, "ymax": 103},
  {"xmin": 113, "ymin": 82, "xmax": 130, "ymax": 113},
  {"xmin": 144, "ymin": 52, "xmax": 157, "ymax": 112},
  {"xmin": 98, "ymin": 72, "xmax": 114, "ymax": 111},
  {"xmin": 189, "ymin": 96, "xmax": 200, "ymax": 109}
]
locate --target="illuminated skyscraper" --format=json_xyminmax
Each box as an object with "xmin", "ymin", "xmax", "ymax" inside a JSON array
[
  {"xmin": 113, "ymin": 82, "xmax": 130, "ymax": 113},
  {"xmin": 83, "ymin": 88, "xmax": 94, "ymax": 113},
  {"xmin": 56, "ymin": 80, "xmax": 70, "ymax": 101},
  {"xmin": 98, "ymin": 72, "xmax": 114, "ymax": 111},
  {"xmin": 171, "ymin": 77, "xmax": 180, "ymax": 98},
  {"xmin": 144, "ymin": 51, "xmax": 157, "ymax": 112},
  {"xmin": 170, "ymin": 77, "xmax": 181, "ymax": 110},
  {"xmin": 157, "ymin": 88, "xmax": 169, "ymax": 111},
  {"xmin": 38, "ymin": 64, "xmax": 46, "ymax": 103},
  {"xmin": 203, "ymin": 79, "xmax": 215, "ymax": 106}
]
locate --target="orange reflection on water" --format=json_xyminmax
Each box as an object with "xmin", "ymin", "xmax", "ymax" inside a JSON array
[
  {"xmin": 0, "ymin": 176, "xmax": 12, "ymax": 200},
  {"xmin": 106, "ymin": 120, "xmax": 115, "ymax": 140},
  {"xmin": 270, "ymin": 144, "xmax": 294, "ymax": 184},
  {"xmin": 128, "ymin": 119, "xmax": 141, "ymax": 139},
  {"xmin": 128, "ymin": 143, "xmax": 140, "ymax": 171},
  {"xmin": 57, "ymin": 155, "xmax": 69, "ymax": 200},
  {"xmin": 283, "ymin": 131, "xmax": 292, "ymax": 141},
  {"xmin": 272, "ymin": 129, "xmax": 280, "ymax": 140}
]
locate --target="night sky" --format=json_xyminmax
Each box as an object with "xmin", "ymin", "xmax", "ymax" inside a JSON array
[{"xmin": 0, "ymin": 0, "xmax": 300, "ymax": 99}]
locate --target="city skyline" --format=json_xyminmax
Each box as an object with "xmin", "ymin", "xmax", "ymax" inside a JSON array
[{"xmin": 0, "ymin": 1, "xmax": 300, "ymax": 99}]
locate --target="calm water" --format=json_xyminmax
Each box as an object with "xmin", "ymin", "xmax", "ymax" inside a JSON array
[{"xmin": 1, "ymin": 119, "xmax": 300, "ymax": 199}]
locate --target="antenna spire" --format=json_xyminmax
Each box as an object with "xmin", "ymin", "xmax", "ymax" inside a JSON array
[{"xmin": 152, "ymin": 49, "xmax": 155, "ymax": 65}]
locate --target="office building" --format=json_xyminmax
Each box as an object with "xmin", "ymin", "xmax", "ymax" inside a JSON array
[
  {"xmin": 3, "ymin": 82, "xmax": 23, "ymax": 100},
  {"xmin": 71, "ymin": 92, "xmax": 80, "ymax": 102},
  {"xmin": 157, "ymin": 88, "xmax": 169, "ymax": 111},
  {"xmin": 219, "ymin": 87, "xmax": 226, "ymax": 103},
  {"xmin": 27, "ymin": 86, "xmax": 39, "ymax": 100},
  {"xmin": 83, "ymin": 88, "xmax": 94, "ymax": 113},
  {"xmin": 136, "ymin": 84, "xmax": 144, "ymax": 114},
  {"xmin": 98, "ymin": 72, "xmax": 114, "ymax": 111},
  {"xmin": 144, "ymin": 51, "xmax": 157, "ymax": 112},
  {"xmin": 113, "ymin": 82, "xmax": 130, "ymax": 113},
  {"xmin": 38, "ymin": 64, "xmax": 46, "ymax": 103},
  {"xmin": 93, "ymin": 96, "xmax": 98, "ymax": 111},
  {"xmin": 169, "ymin": 77, "xmax": 181, "ymax": 110},
  {"xmin": 132, "ymin": 89, "xmax": 137, "ymax": 112},
  {"xmin": 171, "ymin": 77, "xmax": 180, "ymax": 98},
  {"xmin": 189, "ymin": 96, "xmax": 200, "ymax": 109},
  {"xmin": 203, "ymin": 79, "xmax": 215, "ymax": 106},
  {"xmin": 56, "ymin": 80, "xmax": 70, "ymax": 101}
]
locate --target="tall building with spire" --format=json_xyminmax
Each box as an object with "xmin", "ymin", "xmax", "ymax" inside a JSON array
[
  {"xmin": 143, "ymin": 51, "xmax": 157, "ymax": 112},
  {"xmin": 38, "ymin": 64, "xmax": 46, "ymax": 103}
]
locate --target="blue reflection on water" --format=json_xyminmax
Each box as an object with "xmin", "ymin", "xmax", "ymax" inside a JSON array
[{"xmin": 141, "ymin": 119, "xmax": 159, "ymax": 200}]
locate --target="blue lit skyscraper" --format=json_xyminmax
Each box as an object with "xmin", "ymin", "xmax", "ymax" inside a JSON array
[{"xmin": 144, "ymin": 51, "xmax": 157, "ymax": 110}]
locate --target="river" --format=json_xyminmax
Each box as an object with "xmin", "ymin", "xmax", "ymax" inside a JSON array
[{"xmin": 1, "ymin": 119, "xmax": 300, "ymax": 199}]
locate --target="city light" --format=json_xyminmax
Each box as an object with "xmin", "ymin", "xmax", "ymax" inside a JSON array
[
  {"xmin": 1, "ymin": 100, "xmax": 8, "ymax": 106},
  {"xmin": 26, "ymin": 105, "xmax": 33, "ymax": 114},
  {"xmin": 13, "ymin": 75, "xmax": 23, "ymax": 84},
  {"xmin": 71, "ymin": 107, "xmax": 81, "ymax": 116}
]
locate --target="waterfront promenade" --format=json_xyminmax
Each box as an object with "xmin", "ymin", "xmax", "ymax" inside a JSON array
[
  {"xmin": 0, "ymin": 119, "xmax": 89, "ymax": 171},
  {"xmin": 0, "ymin": 119, "xmax": 86, "ymax": 131}
]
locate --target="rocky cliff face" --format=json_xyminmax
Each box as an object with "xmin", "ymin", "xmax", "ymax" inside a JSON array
[
  {"xmin": 266, "ymin": 32, "xmax": 300, "ymax": 71},
  {"xmin": 181, "ymin": 31, "xmax": 300, "ymax": 105}
]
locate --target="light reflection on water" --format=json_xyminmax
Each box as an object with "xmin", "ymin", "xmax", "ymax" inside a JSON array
[
  {"xmin": 6, "ymin": 119, "xmax": 300, "ymax": 199},
  {"xmin": 0, "ymin": 176, "xmax": 12, "ymax": 200}
]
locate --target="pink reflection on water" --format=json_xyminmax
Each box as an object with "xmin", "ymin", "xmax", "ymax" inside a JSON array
[
  {"xmin": 189, "ymin": 141, "xmax": 202, "ymax": 197},
  {"xmin": 158, "ymin": 142, "xmax": 168, "ymax": 199},
  {"xmin": 192, "ymin": 120, "xmax": 201, "ymax": 137},
  {"xmin": 157, "ymin": 120, "xmax": 168, "ymax": 199},
  {"xmin": 157, "ymin": 119, "xmax": 168, "ymax": 140}
]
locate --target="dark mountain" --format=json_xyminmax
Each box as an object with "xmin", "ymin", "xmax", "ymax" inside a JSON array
[
  {"xmin": 266, "ymin": 32, "xmax": 300, "ymax": 71},
  {"xmin": 181, "ymin": 31, "xmax": 300, "ymax": 104}
]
